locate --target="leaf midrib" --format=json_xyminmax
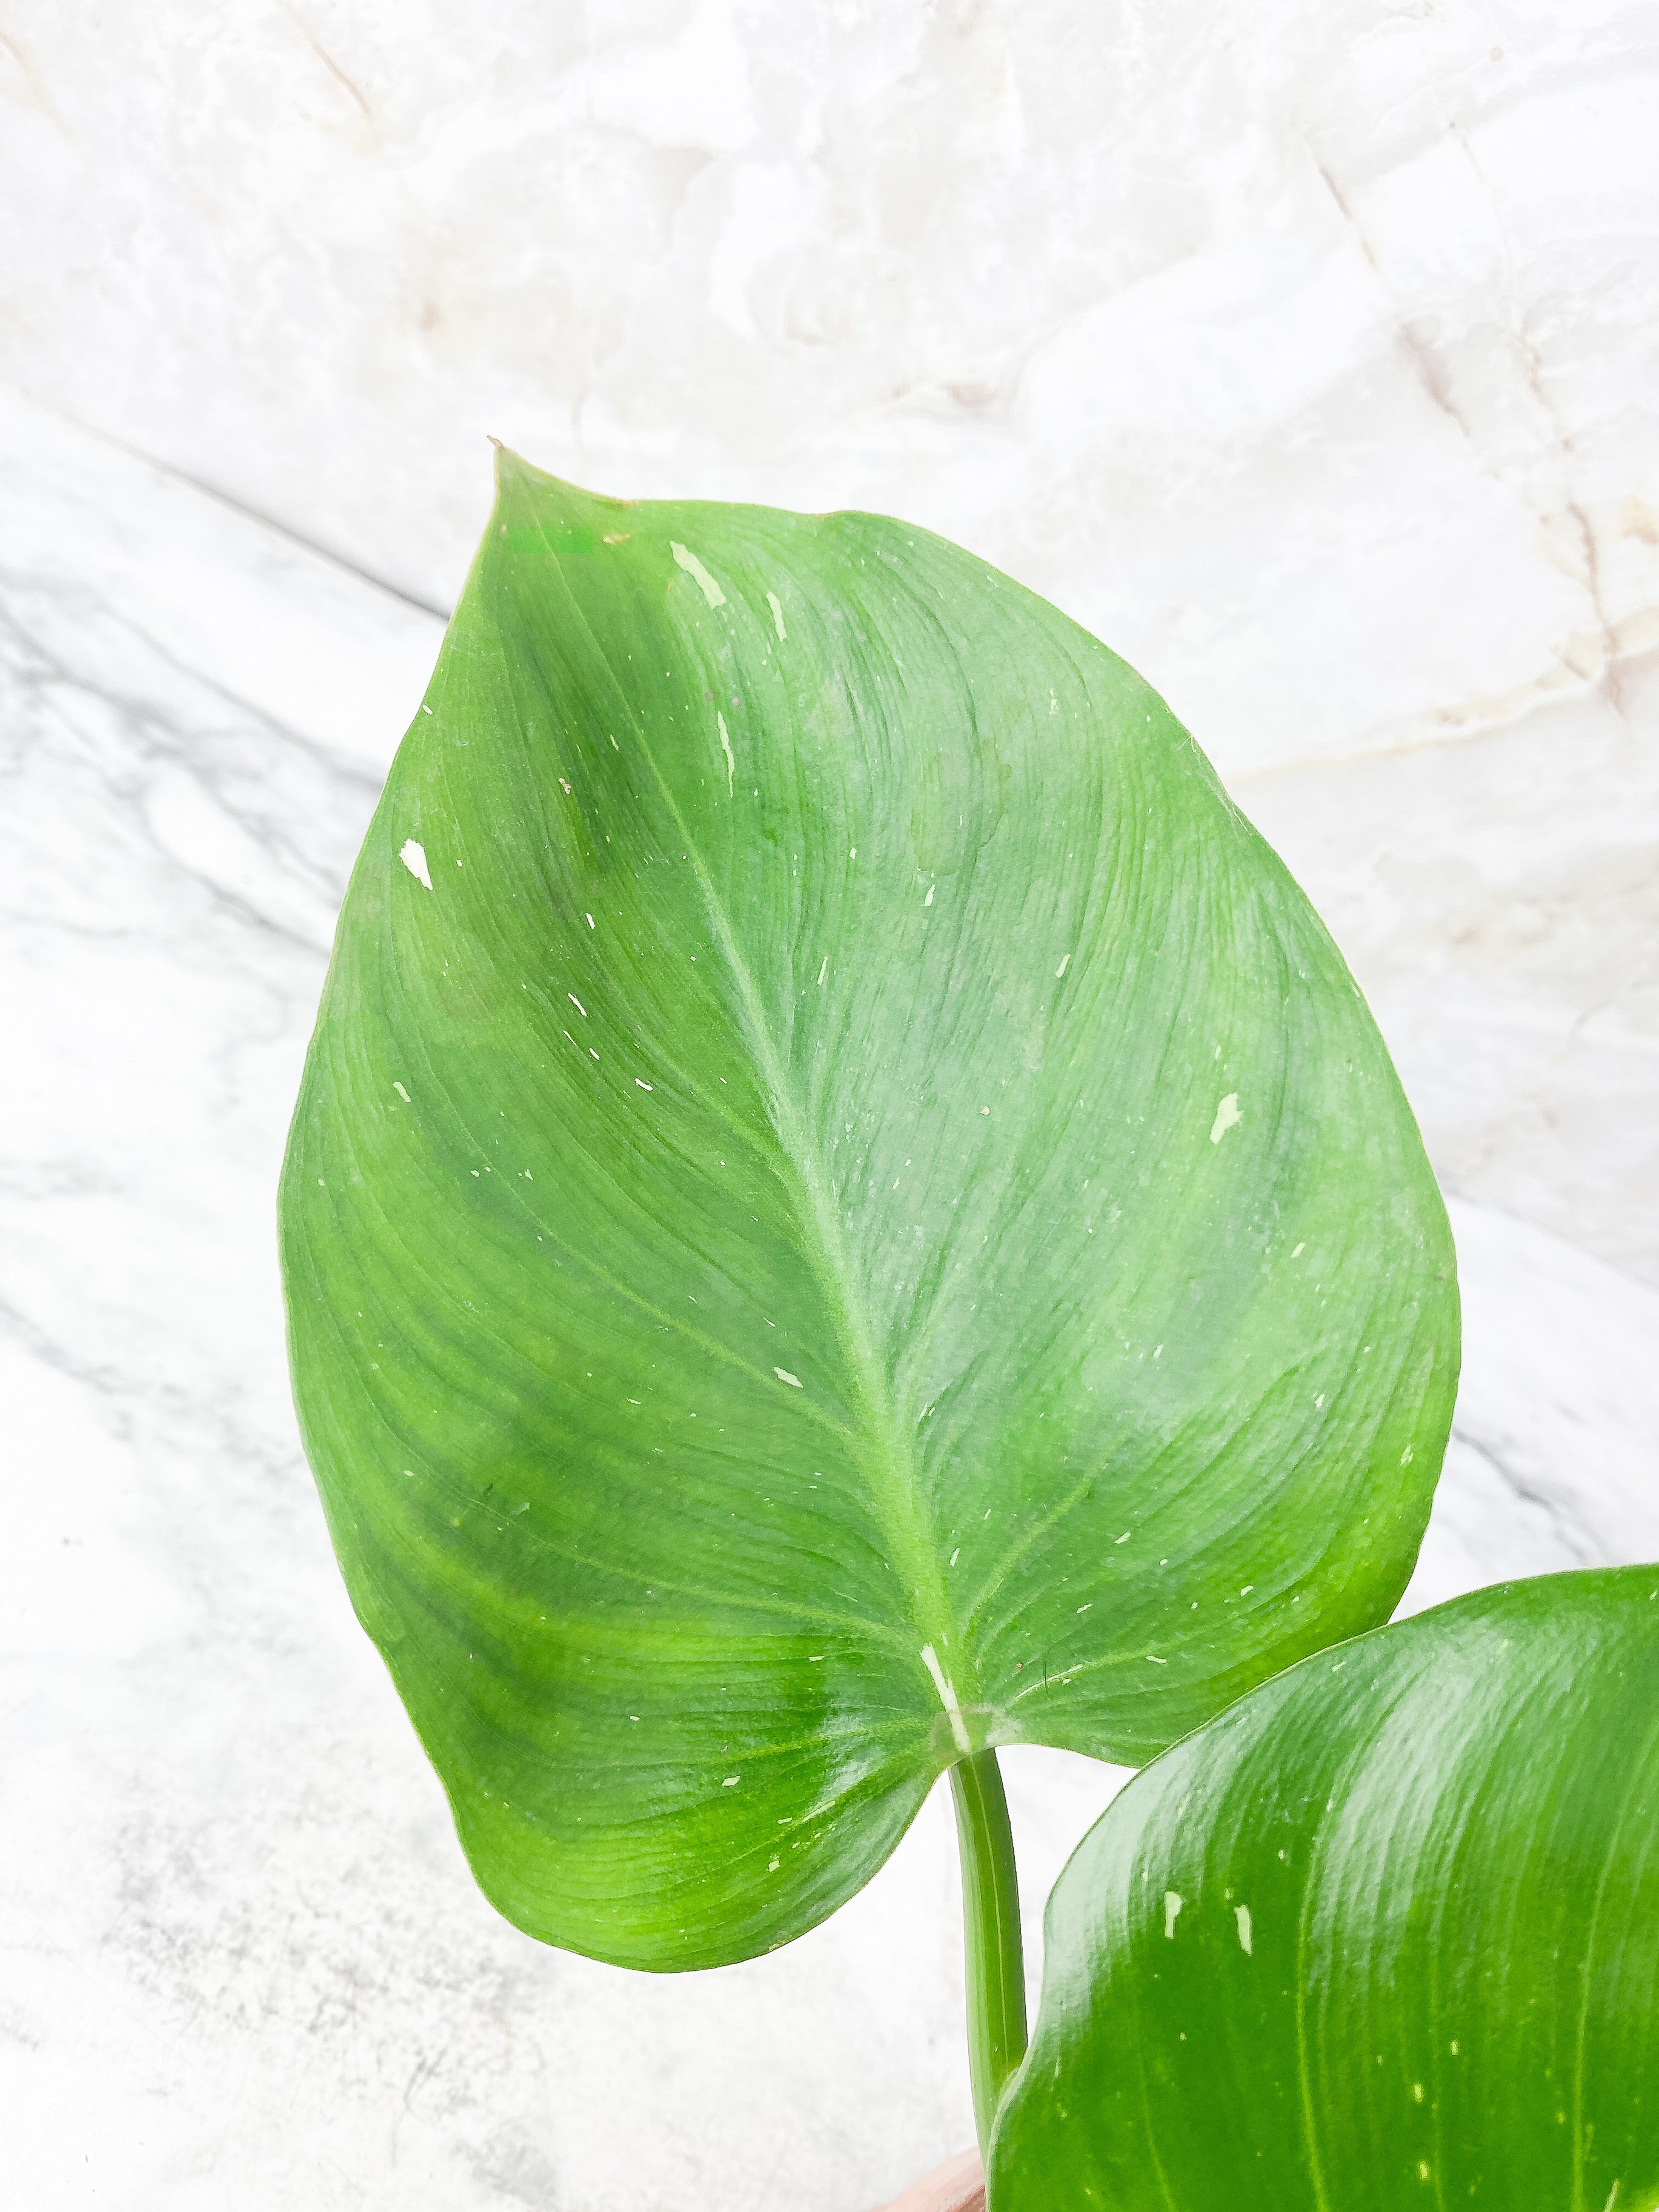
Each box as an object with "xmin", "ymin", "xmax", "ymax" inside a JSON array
[
  {"xmin": 536, "ymin": 541, "xmax": 970, "ymax": 1723},
  {"xmin": 641, "ymin": 743, "xmax": 966, "ymax": 1692}
]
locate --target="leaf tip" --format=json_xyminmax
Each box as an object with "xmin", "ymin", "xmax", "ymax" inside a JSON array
[{"xmin": 488, "ymin": 441, "xmax": 636, "ymax": 531}]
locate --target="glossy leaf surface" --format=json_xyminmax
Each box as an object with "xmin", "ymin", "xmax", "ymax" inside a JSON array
[
  {"xmin": 993, "ymin": 1569, "xmax": 1659, "ymax": 2210},
  {"xmin": 279, "ymin": 454, "xmax": 1456, "ymax": 1968}
]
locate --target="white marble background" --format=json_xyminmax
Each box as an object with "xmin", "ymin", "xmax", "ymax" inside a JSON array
[{"xmin": 2, "ymin": 4, "xmax": 1656, "ymax": 2208}]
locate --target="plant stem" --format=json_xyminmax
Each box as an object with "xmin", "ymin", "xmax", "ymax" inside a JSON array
[{"xmin": 949, "ymin": 1749, "xmax": 1028, "ymax": 2159}]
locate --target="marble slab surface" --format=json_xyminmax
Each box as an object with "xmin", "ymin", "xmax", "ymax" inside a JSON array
[
  {"xmin": 4, "ymin": 0, "xmax": 1657, "ymax": 772},
  {"xmin": 2, "ymin": 376, "xmax": 1655, "ymax": 2211},
  {"xmin": 2, "ymin": 8, "xmax": 1657, "ymax": 2199}
]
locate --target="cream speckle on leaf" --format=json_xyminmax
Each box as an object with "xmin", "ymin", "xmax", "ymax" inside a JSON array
[
  {"xmin": 399, "ymin": 839, "xmax": 432, "ymax": 889},
  {"xmin": 1209, "ymin": 1092, "xmax": 1242, "ymax": 1144},
  {"xmin": 717, "ymin": 711, "xmax": 735, "ymax": 795},
  {"xmin": 671, "ymin": 541, "xmax": 726, "ymax": 609}
]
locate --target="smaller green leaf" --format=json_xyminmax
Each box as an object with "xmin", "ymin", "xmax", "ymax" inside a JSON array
[{"xmin": 991, "ymin": 1569, "xmax": 1659, "ymax": 2212}]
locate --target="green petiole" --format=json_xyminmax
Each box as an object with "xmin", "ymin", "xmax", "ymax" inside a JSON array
[{"xmin": 949, "ymin": 1749, "xmax": 1029, "ymax": 2159}]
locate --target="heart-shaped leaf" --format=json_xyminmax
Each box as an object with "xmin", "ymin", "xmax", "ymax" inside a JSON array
[
  {"xmin": 991, "ymin": 1568, "xmax": 1659, "ymax": 2209},
  {"xmin": 279, "ymin": 454, "xmax": 1457, "ymax": 1969}
]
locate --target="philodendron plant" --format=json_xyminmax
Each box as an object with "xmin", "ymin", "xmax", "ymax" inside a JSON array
[{"xmin": 281, "ymin": 453, "xmax": 1656, "ymax": 2208}]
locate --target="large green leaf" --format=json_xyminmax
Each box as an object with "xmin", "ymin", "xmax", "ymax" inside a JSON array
[
  {"xmin": 279, "ymin": 453, "xmax": 1456, "ymax": 1970},
  {"xmin": 992, "ymin": 1568, "xmax": 1659, "ymax": 2210}
]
